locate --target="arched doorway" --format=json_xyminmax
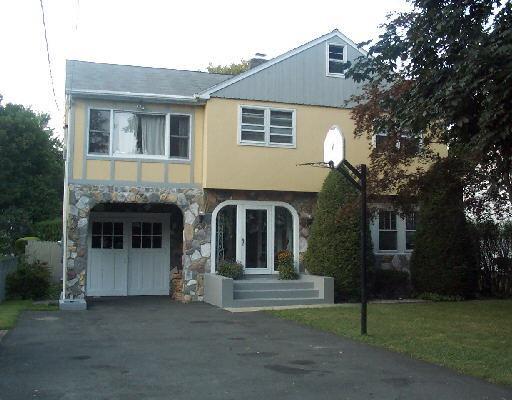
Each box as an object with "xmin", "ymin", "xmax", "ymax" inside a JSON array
[
  {"xmin": 210, "ymin": 201, "xmax": 299, "ymax": 275},
  {"xmin": 87, "ymin": 203, "xmax": 183, "ymax": 296}
]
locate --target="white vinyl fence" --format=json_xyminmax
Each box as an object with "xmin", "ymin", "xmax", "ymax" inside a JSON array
[
  {"xmin": 25, "ymin": 241, "xmax": 62, "ymax": 283},
  {"xmin": 0, "ymin": 257, "xmax": 17, "ymax": 302}
]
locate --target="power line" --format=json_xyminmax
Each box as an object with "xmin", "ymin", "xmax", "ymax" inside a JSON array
[{"xmin": 39, "ymin": 0, "xmax": 60, "ymax": 113}]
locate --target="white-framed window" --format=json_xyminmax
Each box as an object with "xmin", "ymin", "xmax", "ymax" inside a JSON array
[
  {"xmin": 87, "ymin": 108, "xmax": 191, "ymax": 160},
  {"xmin": 405, "ymin": 212, "xmax": 417, "ymax": 251},
  {"xmin": 378, "ymin": 210, "xmax": 398, "ymax": 251},
  {"xmin": 239, "ymin": 106, "xmax": 296, "ymax": 147},
  {"xmin": 326, "ymin": 42, "xmax": 347, "ymax": 77}
]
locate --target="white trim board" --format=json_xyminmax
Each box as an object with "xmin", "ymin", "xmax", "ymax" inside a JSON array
[{"xmin": 197, "ymin": 29, "xmax": 368, "ymax": 99}]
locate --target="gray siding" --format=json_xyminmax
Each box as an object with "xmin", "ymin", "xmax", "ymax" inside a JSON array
[{"xmin": 211, "ymin": 37, "xmax": 364, "ymax": 108}]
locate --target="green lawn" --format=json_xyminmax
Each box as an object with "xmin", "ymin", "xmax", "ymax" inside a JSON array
[
  {"xmin": 0, "ymin": 300, "xmax": 57, "ymax": 330},
  {"xmin": 270, "ymin": 300, "xmax": 512, "ymax": 386}
]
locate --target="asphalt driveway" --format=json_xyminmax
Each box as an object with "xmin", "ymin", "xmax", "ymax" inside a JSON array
[{"xmin": 0, "ymin": 297, "xmax": 510, "ymax": 400}]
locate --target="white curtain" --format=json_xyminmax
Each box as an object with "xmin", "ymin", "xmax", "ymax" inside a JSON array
[
  {"xmin": 141, "ymin": 115, "xmax": 165, "ymax": 155},
  {"xmin": 114, "ymin": 112, "xmax": 139, "ymax": 154}
]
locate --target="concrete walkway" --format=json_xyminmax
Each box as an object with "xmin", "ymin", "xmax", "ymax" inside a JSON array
[{"xmin": 0, "ymin": 297, "xmax": 510, "ymax": 400}]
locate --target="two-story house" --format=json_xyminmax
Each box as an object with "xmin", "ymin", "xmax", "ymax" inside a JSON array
[{"xmin": 61, "ymin": 30, "xmax": 421, "ymax": 309}]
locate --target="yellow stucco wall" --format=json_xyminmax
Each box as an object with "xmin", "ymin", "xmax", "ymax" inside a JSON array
[
  {"xmin": 70, "ymin": 99, "xmax": 201, "ymax": 185},
  {"xmin": 203, "ymin": 98, "xmax": 371, "ymax": 192}
]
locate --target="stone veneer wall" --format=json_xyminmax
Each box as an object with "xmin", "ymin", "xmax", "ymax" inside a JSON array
[
  {"xmin": 204, "ymin": 189, "xmax": 318, "ymax": 272},
  {"xmin": 65, "ymin": 184, "xmax": 209, "ymax": 301}
]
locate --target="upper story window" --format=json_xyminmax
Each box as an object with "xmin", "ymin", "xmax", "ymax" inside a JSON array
[
  {"xmin": 326, "ymin": 43, "xmax": 347, "ymax": 77},
  {"xmin": 374, "ymin": 132, "xmax": 421, "ymax": 155},
  {"xmin": 378, "ymin": 210, "xmax": 397, "ymax": 251},
  {"xmin": 239, "ymin": 106, "xmax": 295, "ymax": 147},
  {"xmin": 405, "ymin": 212, "xmax": 417, "ymax": 250},
  {"xmin": 88, "ymin": 108, "xmax": 191, "ymax": 160}
]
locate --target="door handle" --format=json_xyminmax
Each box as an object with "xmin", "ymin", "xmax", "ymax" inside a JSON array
[{"xmin": 242, "ymin": 238, "xmax": 245, "ymax": 246}]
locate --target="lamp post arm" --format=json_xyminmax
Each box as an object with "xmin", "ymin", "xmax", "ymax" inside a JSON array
[{"xmin": 335, "ymin": 165, "xmax": 362, "ymax": 192}]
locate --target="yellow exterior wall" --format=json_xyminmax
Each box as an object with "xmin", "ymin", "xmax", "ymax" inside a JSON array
[
  {"xmin": 114, "ymin": 161, "xmax": 137, "ymax": 181},
  {"xmin": 86, "ymin": 160, "xmax": 110, "ymax": 180},
  {"xmin": 168, "ymin": 164, "xmax": 191, "ymax": 184},
  {"xmin": 203, "ymin": 98, "xmax": 371, "ymax": 192},
  {"xmin": 71, "ymin": 99, "xmax": 201, "ymax": 185}
]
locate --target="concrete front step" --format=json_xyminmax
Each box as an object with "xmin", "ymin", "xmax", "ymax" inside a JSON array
[
  {"xmin": 234, "ymin": 288, "xmax": 320, "ymax": 300},
  {"xmin": 233, "ymin": 280, "xmax": 314, "ymax": 291},
  {"xmin": 230, "ymin": 297, "xmax": 330, "ymax": 308}
]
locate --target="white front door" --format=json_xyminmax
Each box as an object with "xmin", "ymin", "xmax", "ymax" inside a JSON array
[
  {"xmin": 239, "ymin": 205, "xmax": 272, "ymax": 274},
  {"xmin": 87, "ymin": 213, "xmax": 170, "ymax": 296}
]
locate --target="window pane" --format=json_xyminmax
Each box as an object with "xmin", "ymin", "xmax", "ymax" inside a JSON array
[
  {"xmin": 329, "ymin": 44, "xmax": 343, "ymax": 61},
  {"xmin": 103, "ymin": 222, "xmax": 113, "ymax": 235},
  {"xmin": 102, "ymin": 235, "xmax": 113, "ymax": 249},
  {"xmin": 329, "ymin": 60, "xmax": 344, "ymax": 74},
  {"xmin": 140, "ymin": 115, "xmax": 165, "ymax": 156},
  {"xmin": 91, "ymin": 235, "xmax": 101, "ymax": 248},
  {"xmin": 216, "ymin": 205, "xmax": 237, "ymax": 266},
  {"xmin": 89, "ymin": 130, "xmax": 110, "ymax": 154},
  {"xmin": 245, "ymin": 209, "xmax": 267, "ymax": 268},
  {"xmin": 132, "ymin": 222, "xmax": 141, "ymax": 235},
  {"xmin": 142, "ymin": 222, "xmax": 152, "ymax": 235},
  {"xmin": 113, "ymin": 112, "xmax": 139, "ymax": 154},
  {"xmin": 90, "ymin": 110, "xmax": 110, "ymax": 132},
  {"xmin": 169, "ymin": 137, "xmax": 189, "ymax": 158},
  {"xmin": 242, "ymin": 114, "xmax": 264, "ymax": 126},
  {"xmin": 142, "ymin": 236, "xmax": 152, "ymax": 248},
  {"xmin": 379, "ymin": 231, "xmax": 397, "ymax": 250},
  {"xmin": 241, "ymin": 124, "xmax": 265, "ymax": 131},
  {"xmin": 241, "ymin": 131, "xmax": 265, "ymax": 142},
  {"xmin": 114, "ymin": 223, "xmax": 123, "ymax": 235},
  {"xmin": 275, "ymin": 206, "xmax": 293, "ymax": 255},
  {"xmin": 270, "ymin": 111, "xmax": 292, "ymax": 127},
  {"xmin": 400, "ymin": 136, "xmax": 421, "ymax": 155},
  {"xmin": 269, "ymin": 126, "xmax": 293, "ymax": 135},
  {"xmin": 170, "ymin": 115, "xmax": 190, "ymax": 137},
  {"xmin": 113, "ymin": 235, "xmax": 123, "ymax": 249},
  {"xmin": 375, "ymin": 134, "xmax": 388, "ymax": 151},
  {"xmin": 152, "ymin": 236, "xmax": 162, "ymax": 249},
  {"xmin": 153, "ymin": 223, "xmax": 162, "ymax": 235},
  {"xmin": 270, "ymin": 135, "xmax": 293, "ymax": 144},
  {"xmin": 92, "ymin": 222, "xmax": 102, "ymax": 235},
  {"xmin": 406, "ymin": 231, "xmax": 415, "ymax": 250},
  {"xmin": 379, "ymin": 211, "xmax": 396, "ymax": 230},
  {"xmin": 132, "ymin": 235, "xmax": 141, "ymax": 248},
  {"xmin": 406, "ymin": 213, "xmax": 416, "ymax": 231}
]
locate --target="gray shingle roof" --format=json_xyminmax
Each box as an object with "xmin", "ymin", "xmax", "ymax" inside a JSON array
[{"xmin": 65, "ymin": 60, "xmax": 232, "ymax": 98}]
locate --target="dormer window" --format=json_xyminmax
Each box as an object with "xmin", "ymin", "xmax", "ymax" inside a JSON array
[{"xmin": 326, "ymin": 43, "xmax": 347, "ymax": 77}]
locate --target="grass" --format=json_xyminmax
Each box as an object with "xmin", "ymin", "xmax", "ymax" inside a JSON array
[
  {"xmin": 270, "ymin": 300, "xmax": 512, "ymax": 386},
  {"xmin": 0, "ymin": 300, "xmax": 57, "ymax": 330}
]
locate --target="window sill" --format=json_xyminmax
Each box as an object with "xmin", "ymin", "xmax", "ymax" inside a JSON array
[
  {"xmin": 238, "ymin": 141, "xmax": 296, "ymax": 149},
  {"xmin": 86, "ymin": 154, "xmax": 191, "ymax": 163},
  {"xmin": 326, "ymin": 73, "xmax": 345, "ymax": 79}
]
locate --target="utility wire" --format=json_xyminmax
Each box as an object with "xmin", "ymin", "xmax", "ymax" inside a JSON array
[{"xmin": 39, "ymin": 0, "xmax": 60, "ymax": 112}]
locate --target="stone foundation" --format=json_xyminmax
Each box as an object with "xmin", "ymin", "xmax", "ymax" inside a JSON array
[{"xmin": 65, "ymin": 184, "xmax": 209, "ymax": 301}]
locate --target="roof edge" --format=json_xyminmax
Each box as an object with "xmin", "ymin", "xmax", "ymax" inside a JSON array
[
  {"xmin": 67, "ymin": 89, "xmax": 201, "ymax": 103},
  {"xmin": 197, "ymin": 29, "xmax": 368, "ymax": 98}
]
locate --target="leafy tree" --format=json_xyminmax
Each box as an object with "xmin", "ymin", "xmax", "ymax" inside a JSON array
[
  {"xmin": 0, "ymin": 101, "xmax": 63, "ymax": 254},
  {"xmin": 305, "ymin": 169, "xmax": 373, "ymax": 301},
  {"xmin": 410, "ymin": 159, "xmax": 479, "ymax": 297},
  {"xmin": 207, "ymin": 59, "xmax": 250, "ymax": 75},
  {"xmin": 346, "ymin": 0, "xmax": 512, "ymax": 219}
]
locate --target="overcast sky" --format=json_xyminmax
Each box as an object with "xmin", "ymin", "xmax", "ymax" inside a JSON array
[{"xmin": 0, "ymin": 0, "xmax": 409, "ymax": 137}]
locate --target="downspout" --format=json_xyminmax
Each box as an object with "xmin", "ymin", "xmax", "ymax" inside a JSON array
[{"xmin": 61, "ymin": 95, "xmax": 71, "ymax": 301}]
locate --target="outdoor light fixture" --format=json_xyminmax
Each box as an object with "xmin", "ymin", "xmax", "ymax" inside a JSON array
[{"xmin": 300, "ymin": 126, "xmax": 368, "ymax": 335}]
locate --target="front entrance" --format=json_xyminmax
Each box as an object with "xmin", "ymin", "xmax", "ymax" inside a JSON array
[
  {"xmin": 87, "ymin": 213, "xmax": 171, "ymax": 296},
  {"xmin": 212, "ymin": 201, "xmax": 299, "ymax": 275}
]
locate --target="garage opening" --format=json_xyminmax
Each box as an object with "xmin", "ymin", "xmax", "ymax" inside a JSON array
[{"xmin": 87, "ymin": 203, "xmax": 183, "ymax": 296}]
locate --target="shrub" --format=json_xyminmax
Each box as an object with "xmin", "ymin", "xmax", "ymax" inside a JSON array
[
  {"xmin": 304, "ymin": 169, "xmax": 373, "ymax": 301},
  {"xmin": 474, "ymin": 221, "xmax": 512, "ymax": 298},
  {"xmin": 410, "ymin": 159, "xmax": 479, "ymax": 298},
  {"xmin": 34, "ymin": 218, "xmax": 62, "ymax": 242},
  {"xmin": 276, "ymin": 250, "xmax": 298, "ymax": 280},
  {"xmin": 6, "ymin": 258, "xmax": 51, "ymax": 300},
  {"xmin": 14, "ymin": 237, "xmax": 40, "ymax": 256},
  {"xmin": 372, "ymin": 269, "xmax": 411, "ymax": 299},
  {"xmin": 217, "ymin": 261, "xmax": 244, "ymax": 280}
]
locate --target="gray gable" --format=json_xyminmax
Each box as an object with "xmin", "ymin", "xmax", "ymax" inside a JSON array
[
  {"xmin": 208, "ymin": 36, "xmax": 365, "ymax": 108},
  {"xmin": 66, "ymin": 60, "xmax": 232, "ymax": 98}
]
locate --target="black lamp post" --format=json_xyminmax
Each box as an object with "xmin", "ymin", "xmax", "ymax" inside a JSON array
[{"xmin": 330, "ymin": 159, "xmax": 368, "ymax": 335}]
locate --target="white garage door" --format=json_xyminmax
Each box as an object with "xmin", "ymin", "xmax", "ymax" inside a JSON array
[{"xmin": 87, "ymin": 214, "xmax": 170, "ymax": 296}]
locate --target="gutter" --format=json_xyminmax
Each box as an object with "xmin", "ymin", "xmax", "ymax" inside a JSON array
[{"xmin": 66, "ymin": 89, "xmax": 205, "ymax": 104}]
